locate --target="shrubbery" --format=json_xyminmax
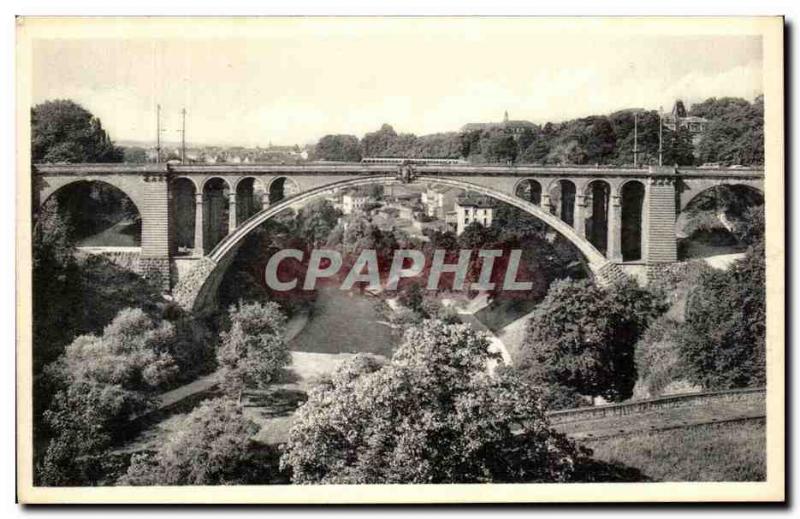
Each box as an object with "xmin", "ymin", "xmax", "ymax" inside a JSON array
[
  {"xmin": 518, "ymin": 278, "xmax": 667, "ymax": 408},
  {"xmin": 38, "ymin": 308, "xmax": 184, "ymax": 485},
  {"xmin": 677, "ymin": 243, "xmax": 766, "ymax": 390},
  {"xmin": 281, "ymin": 320, "xmax": 583, "ymax": 484},
  {"xmin": 217, "ymin": 301, "xmax": 291, "ymax": 397},
  {"xmin": 119, "ymin": 398, "xmax": 269, "ymax": 485},
  {"xmin": 633, "ymin": 315, "xmax": 687, "ymax": 398}
]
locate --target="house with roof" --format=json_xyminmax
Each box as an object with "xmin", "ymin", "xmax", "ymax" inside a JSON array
[{"xmin": 455, "ymin": 194, "xmax": 497, "ymax": 235}]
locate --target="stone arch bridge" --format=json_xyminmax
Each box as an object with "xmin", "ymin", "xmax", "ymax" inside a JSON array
[{"xmin": 33, "ymin": 162, "xmax": 764, "ymax": 311}]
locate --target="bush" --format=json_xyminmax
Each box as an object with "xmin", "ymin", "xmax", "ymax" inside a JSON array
[
  {"xmin": 678, "ymin": 244, "xmax": 766, "ymax": 389},
  {"xmin": 281, "ymin": 320, "xmax": 583, "ymax": 484},
  {"xmin": 119, "ymin": 398, "xmax": 268, "ymax": 485},
  {"xmin": 38, "ymin": 308, "xmax": 183, "ymax": 485},
  {"xmin": 518, "ymin": 278, "xmax": 667, "ymax": 406},
  {"xmin": 633, "ymin": 316, "xmax": 686, "ymax": 397},
  {"xmin": 217, "ymin": 301, "xmax": 291, "ymax": 397}
]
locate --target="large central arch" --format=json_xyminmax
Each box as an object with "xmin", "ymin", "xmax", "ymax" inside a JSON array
[{"xmin": 174, "ymin": 175, "xmax": 624, "ymax": 311}]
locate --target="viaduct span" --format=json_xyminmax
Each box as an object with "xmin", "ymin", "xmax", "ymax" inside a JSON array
[{"xmin": 33, "ymin": 162, "xmax": 764, "ymax": 311}]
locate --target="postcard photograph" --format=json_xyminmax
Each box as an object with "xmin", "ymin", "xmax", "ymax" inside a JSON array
[{"xmin": 14, "ymin": 16, "xmax": 785, "ymax": 504}]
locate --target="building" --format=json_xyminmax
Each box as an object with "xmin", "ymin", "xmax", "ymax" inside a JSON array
[
  {"xmin": 662, "ymin": 100, "xmax": 709, "ymax": 136},
  {"xmin": 342, "ymin": 193, "xmax": 370, "ymax": 215},
  {"xmin": 421, "ymin": 185, "xmax": 459, "ymax": 219},
  {"xmin": 455, "ymin": 194, "xmax": 497, "ymax": 235},
  {"xmin": 461, "ymin": 110, "xmax": 537, "ymax": 136}
]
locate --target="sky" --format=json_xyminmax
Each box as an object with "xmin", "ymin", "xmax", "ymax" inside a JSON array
[{"xmin": 30, "ymin": 19, "xmax": 764, "ymax": 147}]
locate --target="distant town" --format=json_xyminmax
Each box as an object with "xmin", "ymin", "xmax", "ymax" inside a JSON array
[{"xmin": 117, "ymin": 98, "xmax": 762, "ymax": 169}]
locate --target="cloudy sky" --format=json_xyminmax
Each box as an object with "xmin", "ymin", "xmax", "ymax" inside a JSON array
[{"xmin": 31, "ymin": 18, "xmax": 763, "ymax": 147}]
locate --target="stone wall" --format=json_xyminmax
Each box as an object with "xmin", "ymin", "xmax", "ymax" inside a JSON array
[{"xmin": 548, "ymin": 387, "xmax": 765, "ymax": 425}]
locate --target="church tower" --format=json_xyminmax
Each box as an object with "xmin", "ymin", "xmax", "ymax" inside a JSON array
[{"xmin": 503, "ymin": 110, "xmax": 509, "ymax": 123}]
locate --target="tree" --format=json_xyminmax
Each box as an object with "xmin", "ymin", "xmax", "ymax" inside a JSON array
[
  {"xmin": 633, "ymin": 315, "xmax": 686, "ymax": 398},
  {"xmin": 119, "ymin": 398, "xmax": 269, "ymax": 485},
  {"xmin": 122, "ymin": 146, "xmax": 148, "ymax": 163},
  {"xmin": 281, "ymin": 320, "xmax": 583, "ymax": 484},
  {"xmin": 39, "ymin": 308, "xmax": 181, "ymax": 485},
  {"xmin": 293, "ymin": 200, "xmax": 342, "ymax": 247},
  {"xmin": 32, "ymin": 200, "xmax": 82, "ymax": 371},
  {"xmin": 692, "ymin": 96, "xmax": 764, "ymax": 166},
  {"xmin": 361, "ymin": 124, "xmax": 398, "ymax": 157},
  {"xmin": 314, "ymin": 134, "xmax": 362, "ymax": 162},
  {"xmin": 518, "ymin": 279, "xmax": 667, "ymax": 407},
  {"xmin": 217, "ymin": 301, "xmax": 291, "ymax": 396},
  {"xmin": 482, "ymin": 131, "xmax": 518, "ymax": 163},
  {"xmin": 677, "ymin": 242, "xmax": 765, "ymax": 389},
  {"xmin": 32, "ymin": 100, "xmax": 123, "ymax": 163}
]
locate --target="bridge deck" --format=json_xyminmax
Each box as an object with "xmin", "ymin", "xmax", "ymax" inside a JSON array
[{"xmin": 32, "ymin": 162, "xmax": 765, "ymax": 179}]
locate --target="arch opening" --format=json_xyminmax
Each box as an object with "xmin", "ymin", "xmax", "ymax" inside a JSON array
[
  {"xmin": 43, "ymin": 180, "xmax": 141, "ymax": 247},
  {"xmin": 173, "ymin": 178, "xmax": 197, "ymax": 255},
  {"xmin": 620, "ymin": 181, "xmax": 645, "ymax": 262},
  {"xmin": 515, "ymin": 179, "xmax": 542, "ymax": 205},
  {"xmin": 584, "ymin": 180, "xmax": 610, "ymax": 255},
  {"xmin": 548, "ymin": 179, "xmax": 576, "ymax": 226},
  {"xmin": 269, "ymin": 176, "xmax": 300, "ymax": 204},
  {"xmin": 677, "ymin": 184, "xmax": 764, "ymax": 260},
  {"xmin": 236, "ymin": 177, "xmax": 267, "ymax": 224},
  {"xmin": 203, "ymin": 177, "xmax": 231, "ymax": 253}
]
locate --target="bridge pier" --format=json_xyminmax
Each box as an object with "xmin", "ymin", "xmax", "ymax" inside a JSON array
[
  {"xmin": 228, "ymin": 192, "xmax": 237, "ymax": 232},
  {"xmin": 574, "ymin": 194, "xmax": 587, "ymax": 238},
  {"xmin": 139, "ymin": 172, "xmax": 172, "ymax": 290},
  {"xmin": 194, "ymin": 192, "xmax": 204, "ymax": 255},
  {"xmin": 643, "ymin": 170, "xmax": 679, "ymax": 281},
  {"xmin": 607, "ymin": 194, "xmax": 623, "ymax": 262}
]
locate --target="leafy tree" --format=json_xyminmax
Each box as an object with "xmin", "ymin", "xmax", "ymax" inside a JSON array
[
  {"xmin": 518, "ymin": 279, "xmax": 667, "ymax": 406},
  {"xmin": 119, "ymin": 398, "xmax": 270, "ymax": 485},
  {"xmin": 281, "ymin": 321, "xmax": 583, "ymax": 484},
  {"xmin": 217, "ymin": 301, "xmax": 291, "ymax": 396},
  {"xmin": 314, "ymin": 134, "xmax": 362, "ymax": 162},
  {"xmin": 460, "ymin": 130, "xmax": 482, "ymax": 158},
  {"xmin": 32, "ymin": 200, "xmax": 82, "ymax": 371},
  {"xmin": 39, "ymin": 308, "xmax": 181, "ymax": 485},
  {"xmin": 122, "ymin": 146, "xmax": 148, "ymax": 163},
  {"xmin": 633, "ymin": 315, "xmax": 686, "ymax": 398},
  {"xmin": 32, "ymin": 100, "xmax": 123, "ymax": 163},
  {"xmin": 361, "ymin": 124, "xmax": 398, "ymax": 157},
  {"xmin": 661, "ymin": 126, "xmax": 695, "ymax": 166},
  {"xmin": 482, "ymin": 131, "xmax": 518, "ymax": 163},
  {"xmin": 293, "ymin": 200, "xmax": 342, "ymax": 247},
  {"xmin": 734, "ymin": 205, "xmax": 765, "ymax": 246},
  {"xmin": 677, "ymin": 242, "xmax": 765, "ymax": 389},
  {"xmin": 692, "ymin": 96, "xmax": 764, "ymax": 166}
]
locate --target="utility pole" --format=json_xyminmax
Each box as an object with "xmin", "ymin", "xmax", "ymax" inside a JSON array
[
  {"xmin": 633, "ymin": 112, "xmax": 639, "ymax": 168},
  {"xmin": 181, "ymin": 108, "xmax": 187, "ymax": 164},
  {"xmin": 156, "ymin": 104, "xmax": 162, "ymax": 164},
  {"xmin": 658, "ymin": 105, "xmax": 663, "ymax": 167}
]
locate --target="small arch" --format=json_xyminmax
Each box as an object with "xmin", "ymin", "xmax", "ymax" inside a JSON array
[
  {"xmin": 677, "ymin": 184, "xmax": 764, "ymax": 259},
  {"xmin": 202, "ymin": 177, "xmax": 231, "ymax": 253},
  {"xmin": 236, "ymin": 177, "xmax": 268, "ymax": 224},
  {"xmin": 584, "ymin": 180, "xmax": 611, "ymax": 255},
  {"xmin": 269, "ymin": 176, "xmax": 300, "ymax": 204},
  {"xmin": 514, "ymin": 178, "xmax": 542, "ymax": 205},
  {"xmin": 41, "ymin": 180, "xmax": 142, "ymax": 247},
  {"xmin": 172, "ymin": 177, "xmax": 197, "ymax": 254},
  {"xmin": 200, "ymin": 176, "xmax": 233, "ymax": 193},
  {"xmin": 620, "ymin": 180, "xmax": 646, "ymax": 261},
  {"xmin": 548, "ymin": 179, "xmax": 576, "ymax": 226}
]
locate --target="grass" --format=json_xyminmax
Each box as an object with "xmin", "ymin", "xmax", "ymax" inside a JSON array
[{"xmin": 582, "ymin": 419, "xmax": 766, "ymax": 482}]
